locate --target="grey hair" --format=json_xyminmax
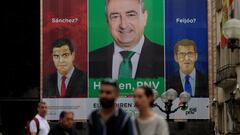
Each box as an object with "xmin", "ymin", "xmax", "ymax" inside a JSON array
[
  {"xmin": 38, "ymin": 101, "xmax": 47, "ymax": 108},
  {"xmin": 105, "ymin": 0, "xmax": 146, "ymax": 17}
]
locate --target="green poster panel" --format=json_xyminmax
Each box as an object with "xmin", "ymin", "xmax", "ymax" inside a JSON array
[
  {"xmin": 89, "ymin": 0, "xmax": 165, "ymax": 97},
  {"xmin": 89, "ymin": 0, "xmax": 164, "ymax": 51}
]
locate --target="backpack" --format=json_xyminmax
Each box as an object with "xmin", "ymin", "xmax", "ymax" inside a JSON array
[{"xmin": 25, "ymin": 117, "xmax": 40, "ymax": 135}]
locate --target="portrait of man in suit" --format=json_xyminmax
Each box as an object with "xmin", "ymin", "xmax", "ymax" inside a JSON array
[
  {"xmin": 43, "ymin": 38, "xmax": 87, "ymax": 98},
  {"xmin": 89, "ymin": 0, "xmax": 164, "ymax": 79},
  {"xmin": 166, "ymin": 39, "xmax": 208, "ymax": 97}
]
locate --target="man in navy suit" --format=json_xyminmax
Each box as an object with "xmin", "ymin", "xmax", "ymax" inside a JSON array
[
  {"xmin": 90, "ymin": 0, "xmax": 164, "ymax": 79},
  {"xmin": 43, "ymin": 38, "xmax": 87, "ymax": 98},
  {"xmin": 166, "ymin": 39, "xmax": 208, "ymax": 97}
]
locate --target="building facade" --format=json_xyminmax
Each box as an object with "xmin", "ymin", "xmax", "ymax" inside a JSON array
[{"xmin": 209, "ymin": 0, "xmax": 240, "ymax": 134}]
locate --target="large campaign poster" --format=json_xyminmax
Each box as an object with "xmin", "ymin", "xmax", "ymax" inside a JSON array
[
  {"xmin": 165, "ymin": 0, "xmax": 209, "ymax": 119},
  {"xmin": 41, "ymin": 0, "xmax": 209, "ymax": 120},
  {"xmin": 89, "ymin": 0, "xmax": 165, "ymax": 97},
  {"xmin": 41, "ymin": 0, "xmax": 88, "ymax": 120}
]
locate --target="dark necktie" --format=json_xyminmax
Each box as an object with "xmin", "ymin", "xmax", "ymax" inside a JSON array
[
  {"xmin": 118, "ymin": 51, "xmax": 135, "ymax": 79},
  {"xmin": 61, "ymin": 76, "xmax": 67, "ymax": 97},
  {"xmin": 185, "ymin": 75, "xmax": 192, "ymax": 96}
]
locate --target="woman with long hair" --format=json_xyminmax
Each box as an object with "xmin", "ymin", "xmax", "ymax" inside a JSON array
[{"xmin": 133, "ymin": 86, "xmax": 169, "ymax": 135}]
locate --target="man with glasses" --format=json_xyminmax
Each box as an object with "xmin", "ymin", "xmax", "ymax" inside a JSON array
[
  {"xmin": 43, "ymin": 38, "xmax": 87, "ymax": 98},
  {"xmin": 166, "ymin": 39, "xmax": 208, "ymax": 97}
]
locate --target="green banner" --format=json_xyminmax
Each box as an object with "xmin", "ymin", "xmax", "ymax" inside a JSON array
[
  {"xmin": 89, "ymin": 78, "xmax": 165, "ymax": 97},
  {"xmin": 88, "ymin": 0, "xmax": 165, "ymax": 97},
  {"xmin": 89, "ymin": 0, "xmax": 164, "ymax": 52}
]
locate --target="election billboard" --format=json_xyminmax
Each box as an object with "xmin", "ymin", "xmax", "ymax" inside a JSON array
[{"xmin": 41, "ymin": 0, "xmax": 209, "ymax": 120}]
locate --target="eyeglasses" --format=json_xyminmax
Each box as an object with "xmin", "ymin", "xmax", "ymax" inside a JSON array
[{"xmin": 177, "ymin": 52, "xmax": 196, "ymax": 58}]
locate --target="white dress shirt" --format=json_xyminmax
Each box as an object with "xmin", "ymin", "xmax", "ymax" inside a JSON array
[
  {"xmin": 179, "ymin": 68, "xmax": 196, "ymax": 96},
  {"xmin": 30, "ymin": 114, "xmax": 50, "ymax": 135},
  {"xmin": 112, "ymin": 36, "xmax": 145, "ymax": 79},
  {"xmin": 57, "ymin": 67, "xmax": 75, "ymax": 96}
]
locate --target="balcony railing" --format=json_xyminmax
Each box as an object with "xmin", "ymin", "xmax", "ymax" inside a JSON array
[{"xmin": 215, "ymin": 64, "xmax": 237, "ymax": 87}]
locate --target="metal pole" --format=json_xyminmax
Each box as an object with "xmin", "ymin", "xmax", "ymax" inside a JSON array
[
  {"xmin": 166, "ymin": 112, "xmax": 170, "ymax": 120},
  {"xmin": 166, "ymin": 101, "xmax": 172, "ymax": 121}
]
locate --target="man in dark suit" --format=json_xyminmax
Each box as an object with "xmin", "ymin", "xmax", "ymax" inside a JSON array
[
  {"xmin": 90, "ymin": 0, "xmax": 164, "ymax": 79},
  {"xmin": 166, "ymin": 39, "xmax": 208, "ymax": 97},
  {"xmin": 43, "ymin": 38, "xmax": 87, "ymax": 98}
]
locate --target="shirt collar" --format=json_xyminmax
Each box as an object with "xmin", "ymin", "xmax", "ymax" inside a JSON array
[
  {"xmin": 113, "ymin": 36, "xmax": 145, "ymax": 55},
  {"xmin": 179, "ymin": 68, "xmax": 196, "ymax": 80},
  {"xmin": 57, "ymin": 66, "xmax": 75, "ymax": 80},
  {"xmin": 36, "ymin": 114, "xmax": 46, "ymax": 120}
]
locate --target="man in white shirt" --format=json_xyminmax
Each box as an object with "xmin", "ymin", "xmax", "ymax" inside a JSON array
[{"xmin": 30, "ymin": 101, "xmax": 50, "ymax": 135}]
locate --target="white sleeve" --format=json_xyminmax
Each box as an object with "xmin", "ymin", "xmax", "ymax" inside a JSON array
[{"xmin": 29, "ymin": 120, "xmax": 37, "ymax": 133}]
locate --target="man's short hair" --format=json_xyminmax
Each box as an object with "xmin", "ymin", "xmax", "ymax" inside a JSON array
[
  {"xmin": 101, "ymin": 79, "xmax": 119, "ymax": 92},
  {"xmin": 174, "ymin": 39, "xmax": 197, "ymax": 55},
  {"xmin": 38, "ymin": 101, "xmax": 47, "ymax": 108},
  {"xmin": 52, "ymin": 38, "xmax": 74, "ymax": 53},
  {"xmin": 105, "ymin": 0, "xmax": 146, "ymax": 15},
  {"xmin": 59, "ymin": 111, "xmax": 74, "ymax": 119}
]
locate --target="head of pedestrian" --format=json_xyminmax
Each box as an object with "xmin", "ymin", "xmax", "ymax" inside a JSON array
[
  {"xmin": 134, "ymin": 86, "xmax": 155, "ymax": 111},
  {"xmin": 59, "ymin": 111, "xmax": 74, "ymax": 129},
  {"xmin": 99, "ymin": 79, "xmax": 119, "ymax": 109},
  {"xmin": 37, "ymin": 101, "xmax": 48, "ymax": 118}
]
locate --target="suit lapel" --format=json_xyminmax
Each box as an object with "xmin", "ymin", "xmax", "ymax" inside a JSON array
[
  {"xmin": 53, "ymin": 73, "xmax": 60, "ymax": 97},
  {"xmin": 176, "ymin": 72, "xmax": 184, "ymax": 94},
  {"xmin": 106, "ymin": 44, "xmax": 114, "ymax": 77},
  {"xmin": 195, "ymin": 71, "xmax": 201, "ymax": 97},
  {"xmin": 65, "ymin": 68, "xmax": 77, "ymax": 97},
  {"xmin": 135, "ymin": 38, "xmax": 153, "ymax": 78}
]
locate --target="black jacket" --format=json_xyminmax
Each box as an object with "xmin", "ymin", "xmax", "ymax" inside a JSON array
[
  {"xmin": 43, "ymin": 67, "xmax": 87, "ymax": 98},
  {"xmin": 88, "ymin": 108, "xmax": 135, "ymax": 135},
  {"xmin": 89, "ymin": 37, "xmax": 164, "ymax": 78},
  {"xmin": 48, "ymin": 124, "xmax": 77, "ymax": 135},
  {"xmin": 166, "ymin": 70, "xmax": 209, "ymax": 97}
]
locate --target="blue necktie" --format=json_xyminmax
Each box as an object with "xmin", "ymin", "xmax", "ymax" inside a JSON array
[{"xmin": 185, "ymin": 75, "xmax": 192, "ymax": 96}]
